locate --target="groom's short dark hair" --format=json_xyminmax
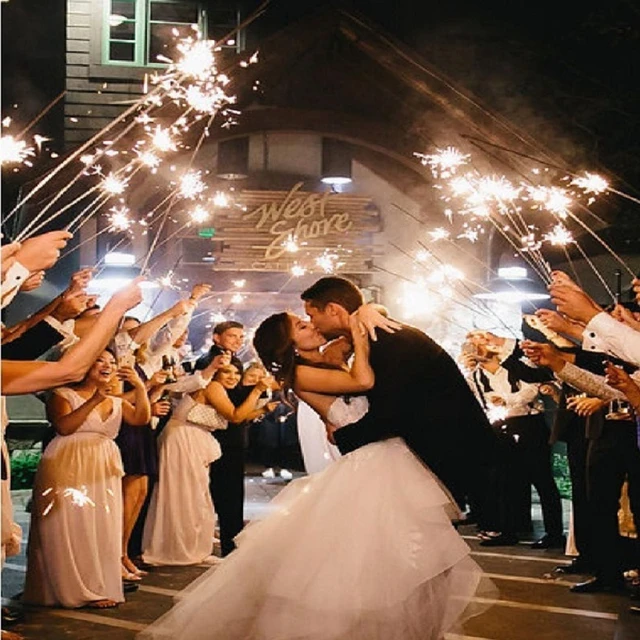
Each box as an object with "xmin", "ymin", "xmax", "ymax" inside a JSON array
[{"xmin": 301, "ymin": 277, "xmax": 364, "ymax": 313}]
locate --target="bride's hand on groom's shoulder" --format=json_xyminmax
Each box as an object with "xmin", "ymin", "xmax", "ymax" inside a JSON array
[{"xmin": 352, "ymin": 304, "xmax": 402, "ymax": 341}]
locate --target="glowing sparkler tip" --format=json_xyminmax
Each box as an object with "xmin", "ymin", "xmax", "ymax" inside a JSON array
[
  {"xmin": 291, "ymin": 264, "xmax": 307, "ymax": 277},
  {"xmin": 571, "ymin": 172, "xmax": 609, "ymax": 195},
  {"xmin": 189, "ymin": 205, "xmax": 210, "ymax": 223},
  {"xmin": 101, "ymin": 173, "xmax": 128, "ymax": 196},
  {"xmin": 0, "ymin": 135, "xmax": 35, "ymax": 165}
]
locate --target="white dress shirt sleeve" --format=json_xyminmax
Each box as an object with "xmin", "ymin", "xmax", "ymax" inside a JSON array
[
  {"xmin": 1, "ymin": 262, "xmax": 30, "ymax": 309},
  {"xmin": 582, "ymin": 312, "xmax": 640, "ymax": 366}
]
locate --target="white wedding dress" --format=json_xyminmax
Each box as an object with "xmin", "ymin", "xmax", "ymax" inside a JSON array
[
  {"xmin": 139, "ymin": 396, "xmax": 485, "ymax": 640},
  {"xmin": 296, "ymin": 400, "xmax": 341, "ymax": 473}
]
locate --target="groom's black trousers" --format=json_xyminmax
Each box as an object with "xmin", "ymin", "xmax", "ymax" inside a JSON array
[{"xmin": 209, "ymin": 427, "xmax": 246, "ymax": 557}]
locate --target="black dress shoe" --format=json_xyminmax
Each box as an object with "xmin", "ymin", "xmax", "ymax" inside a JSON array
[
  {"xmin": 570, "ymin": 577, "xmax": 626, "ymax": 594},
  {"xmin": 123, "ymin": 581, "xmax": 139, "ymax": 594},
  {"xmin": 479, "ymin": 533, "xmax": 519, "ymax": 547},
  {"xmin": 554, "ymin": 558, "xmax": 593, "ymax": 575},
  {"xmin": 530, "ymin": 534, "xmax": 566, "ymax": 549},
  {"xmin": 1, "ymin": 606, "xmax": 24, "ymax": 627}
]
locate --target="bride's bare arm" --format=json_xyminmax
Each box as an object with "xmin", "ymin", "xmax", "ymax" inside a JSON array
[
  {"xmin": 294, "ymin": 315, "xmax": 374, "ymax": 394},
  {"xmin": 296, "ymin": 390, "xmax": 339, "ymax": 421}
]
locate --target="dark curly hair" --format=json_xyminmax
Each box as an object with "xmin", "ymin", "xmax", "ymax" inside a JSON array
[{"xmin": 252, "ymin": 313, "xmax": 297, "ymax": 391}]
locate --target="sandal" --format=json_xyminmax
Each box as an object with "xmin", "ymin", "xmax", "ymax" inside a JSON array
[{"xmin": 121, "ymin": 566, "xmax": 142, "ymax": 581}]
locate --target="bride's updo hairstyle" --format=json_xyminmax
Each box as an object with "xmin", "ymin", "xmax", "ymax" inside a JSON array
[{"xmin": 253, "ymin": 312, "xmax": 297, "ymax": 391}]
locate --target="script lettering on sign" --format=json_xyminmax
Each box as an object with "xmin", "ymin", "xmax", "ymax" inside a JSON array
[{"xmin": 242, "ymin": 182, "xmax": 354, "ymax": 260}]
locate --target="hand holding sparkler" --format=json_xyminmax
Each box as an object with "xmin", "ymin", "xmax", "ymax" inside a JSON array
[
  {"xmin": 105, "ymin": 276, "xmax": 144, "ymax": 313},
  {"xmin": 604, "ymin": 362, "xmax": 640, "ymax": 412},
  {"xmin": 521, "ymin": 340, "xmax": 569, "ymax": 372},
  {"xmin": 0, "ymin": 242, "xmax": 21, "ymax": 278},
  {"xmin": 15, "ymin": 230, "xmax": 72, "ymax": 273},
  {"xmin": 549, "ymin": 271, "xmax": 582, "ymax": 291},
  {"xmin": 549, "ymin": 277, "xmax": 603, "ymax": 324},
  {"xmin": 67, "ymin": 267, "xmax": 94, "ymax": 294},
  {"xmin": 189, "ymin": 283, "xmax": 211, "ymax": 302},
  {"xmin": 566, "ymin": 395, "xmax": 607, "ymax": 417},
  {"xmin": 117, "ymin": 365, "xmax": 146, "ymax": 390},
  {"xmin": 51, "ymin": 290, "xmax": 89, "ymax": 322},
  {"xmin": 19, "ymin": 270, "xmax": 45, "ymax": 292},
  {"xmin": 611, "ymin": 304, "xmax": 640, "ymax": 332}
]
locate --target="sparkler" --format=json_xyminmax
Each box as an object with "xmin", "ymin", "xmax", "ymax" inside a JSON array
[
  {"xmin": 179, "ymin": 170, "xmax": 206, "ymax": 199},
  {"xmin": 101, "ymin": 173, "xmax": 128, "ymax": 196},
  {"xmin": 189, "ymin": 205, "xmax": 210, "ymax": 223},
  {"xmin": 0, "ymin": 134, "xmax": 35, "ymax": 165},
  {"xmin": 283, "ymin": 234, "xmax": 300, "ymax": 253},
  {"xmin": 543, "ymin": 224, "xmax": 574, "ymax": 246},
  {"xmin": 212, "ymin": 191, "xmax": 230, "ymax": 208},
  {"xmin": 107, "ymin": 206, "xmax": 133, "ymax": 232},
  {"xmin": 415, "ymin": 146, "xmax": 470, "ymax": 177},
  {"xmin": 290, "ymin": 264, "xmax": 307, "ymax": 277}
]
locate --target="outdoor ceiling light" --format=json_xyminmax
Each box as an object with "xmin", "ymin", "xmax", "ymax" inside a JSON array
[{"xmin": 321, "ymin": 138, "xmax": 352, "ymax": 185}]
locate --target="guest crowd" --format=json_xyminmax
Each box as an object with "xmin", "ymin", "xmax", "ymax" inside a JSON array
[
  {"xmin": 0, "ymin": 231, "xmax": 280, "ymax": 637},
  {"xmin": 459, "ymin": 271, "xmax": 640, "ymax": 612},
  {"xmin": 1, "ymin": 229, "xmax": 639, "ymax": 636}
]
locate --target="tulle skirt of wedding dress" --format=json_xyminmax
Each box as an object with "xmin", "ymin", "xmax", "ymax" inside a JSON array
[{"xmin": 139, "ymin": 438, "xmax": 487, "ymax": 640}]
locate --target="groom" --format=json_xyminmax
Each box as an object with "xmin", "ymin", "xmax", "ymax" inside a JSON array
[{"xmin": 301, "ymin": 276, "xmax": 499, "ymax": 509}]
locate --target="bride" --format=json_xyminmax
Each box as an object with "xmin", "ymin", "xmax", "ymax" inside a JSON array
[{"xmin": 139, "ymin": 309, "xmax": 485, "ymax": 640}]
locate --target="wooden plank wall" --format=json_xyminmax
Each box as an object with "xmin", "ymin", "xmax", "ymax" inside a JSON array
[{"xmin": 65, "ymin": 0, "xmax": 144, "ymax": 147}]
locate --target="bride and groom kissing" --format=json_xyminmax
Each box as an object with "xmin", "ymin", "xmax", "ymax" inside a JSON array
[{"xmin": 141, "ymin": 275, "xmax": 498, "ymax": 640}]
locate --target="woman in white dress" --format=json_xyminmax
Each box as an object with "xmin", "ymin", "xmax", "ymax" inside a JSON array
[
  {"xmin": 142, "ymin": 363, "xmax": 271, "ymax": 566},
  {"xmin": 24, "ymin": 351, "xmax": 151, "ymax": 609},
  {"xmin": 138, "ymin": 311, "xmax": 486, "ymax": 640}
]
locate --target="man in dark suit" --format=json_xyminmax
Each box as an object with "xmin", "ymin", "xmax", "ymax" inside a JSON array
[
  {"xmin": 194, "ymin": 320, "xmax": 247, "ymax": 556},
  {"xmin": 301, "ymin": 277, "xmax": 499, "ymax": 514}
]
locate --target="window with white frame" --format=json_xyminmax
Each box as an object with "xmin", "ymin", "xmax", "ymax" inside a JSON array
[{"xmin": 105, "ymin": 1, "xmax": 240, "ymax": 66}]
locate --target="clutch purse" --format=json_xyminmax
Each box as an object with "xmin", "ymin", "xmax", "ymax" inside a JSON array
[{"xmin": 187, "ymin": 401, "xmax": 228, "ymax": 431}]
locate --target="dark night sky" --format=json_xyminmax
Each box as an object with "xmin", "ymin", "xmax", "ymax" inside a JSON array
[{"xmin": 2, "ymin": 0, "xmax": 640, "ymax": 204}]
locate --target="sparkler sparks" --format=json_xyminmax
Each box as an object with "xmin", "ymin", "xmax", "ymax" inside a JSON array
[
  {"xmin": 101, "ymin": 173, "xmax": 128, "ymax": 196},
  {"xmin": 107, "ymin": 206, "xmax": 133, "ymax": 231},
  {"xmin": 150, "ymin": 125, "xmax": 177, "ymax": 153},
  {"xmin": 571, "ymin": 172, "xmax": 608, "ymax": 195},
  {"xmin": 283, "ymin": 234, "xmax": 299, "ymax": 253},
  {"xmin": 176, "ymin": 39, "xmax": 216, "ymax": 80},
  {"xmin": 212, "ymin": 191, "xmax": 230, "ymax": 208},
  {"xmin": 416, "ymin": 146, "xmax": 470, "ymax": 177},
  {"xmin": 179, "ymin": 170, "xmax": 206, "ymax": 199},
  {"xmin": 428, "ymin": 227, "xmax": 450, "ymax": 242},
  {"xmin": 291, "ymin": 264, "xmax": 307, "ymax": 277},
  {"xmin": 189, "ymin": 205, "xmax": 210, "ymax": 223},
  {"xmin": 315, "ymin": 251, "xmax": 344, "ymax": 273},
  {"xmin": 0, "ymin": 135, "xmax": 35, "ymax": 165},
  {"xmin": 543, "ymin": 223, "xmax": 574, "ymax": 246}
]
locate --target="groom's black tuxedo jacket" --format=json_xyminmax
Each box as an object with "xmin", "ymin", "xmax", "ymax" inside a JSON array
[{"xmin": 334, "ymin": 324, "xmax": 499, "ymax": 498}]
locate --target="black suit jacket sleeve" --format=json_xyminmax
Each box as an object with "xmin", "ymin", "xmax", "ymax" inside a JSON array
[
  {"xmin": 574, "ymin": 349, "xmax": 637, "ymax": 375},
  {"xmin": 194, "ymin": 345, "xmax": 243, "ymax": 372},
  {"xmin": 334, "ymin": 325, "xmax": 498, "ymax": 492},
  {"xmin": 501, "ymin": 341, "xmax": 555, "ymax": 383},
  {"xmin": 2, "ymin": 320, "xmax": 64, "ymax": 360}
]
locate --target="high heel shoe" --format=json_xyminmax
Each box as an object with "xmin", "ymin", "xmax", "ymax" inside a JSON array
[{"xmin": 121, "ymin": 566, "xmax": 142, "ymax": 581}]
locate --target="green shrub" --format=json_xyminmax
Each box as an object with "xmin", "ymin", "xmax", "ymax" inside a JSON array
[
  {"xmin": 10, "ymin": 450, "xmax": 41, "ymax": 490},
  {"xmin": 552, "ymin": 452, "xmax": 572, "ymax": 500}
]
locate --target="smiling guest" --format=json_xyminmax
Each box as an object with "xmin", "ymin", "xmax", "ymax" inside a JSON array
[
  {"xmin": 142, "ymin": 364, "xmax": 272, "ymax": 566},
  {"xmin": 23, "ymin": 351, "xmax": 151, "ymax": 610}
]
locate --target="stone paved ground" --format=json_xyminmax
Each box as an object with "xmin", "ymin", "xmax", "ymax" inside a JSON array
[{"xmin": 2, "ymin": 475, "xmax": 639, "ymax": 640}]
